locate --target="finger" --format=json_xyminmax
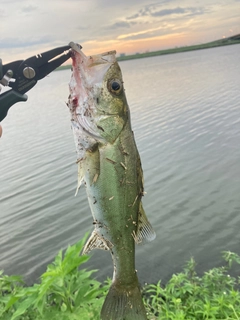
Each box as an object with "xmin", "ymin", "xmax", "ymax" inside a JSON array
[{"xmin": 0, "ymin": 124, "xmax": 2, "ymax": 137}]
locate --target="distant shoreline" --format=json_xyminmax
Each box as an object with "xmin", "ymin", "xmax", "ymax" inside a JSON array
[
  {"xmin": 57, "ymin": 37, "xmax": 240, "ymax": 71},
  {"xmin": 117, "ymin": 39, "xmax": 240, "ymax": 61}
]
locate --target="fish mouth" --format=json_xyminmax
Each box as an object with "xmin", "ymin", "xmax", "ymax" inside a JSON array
[
  {"xmin": 87, "ymin": 51, "xmax": 117, "ymax": 67},
  {"xmin": 69, "ymin": 41, "xmax": 117, "ymax": 87},
  {"xmin": 69, "ymin": 43, "xmax": 117, "ymax": 142},
  {"xmin": 69, "ymin": 42, "xmax": 116, "ymax": 68}
]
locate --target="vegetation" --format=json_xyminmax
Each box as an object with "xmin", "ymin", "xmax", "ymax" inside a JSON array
[
  {"xmin": 0, "ymin": 234, "xmax": 110, "ymax": 320},
  {"xmin": 57, "ymin": 34, "xmax": 240, "ymax": 71},
  {"xmin": 117, "ymin": 36, "xmax": 240, "ymax": 62},
  {"xmin": 144, "ymin": 251, "xmax": 240, "ymax": 319},
  {"xmin": 1, "ymin": 234, "xmax": 240, "ymax": 319}
]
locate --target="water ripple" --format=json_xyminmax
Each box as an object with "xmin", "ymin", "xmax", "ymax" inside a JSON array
[{"xmin": 1, "ymin": 44, "xmax": 240, "ymax": 283}]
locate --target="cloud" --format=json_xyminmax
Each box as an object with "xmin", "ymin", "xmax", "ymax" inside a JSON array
[
  {"xmin": 1, "ymin": 0, "xmax": 240, "ymax": 62},
  {"xmin": 109, "ymin": 21, "xmax": 132, "ymax": 29},
  {"xmin": 152, "ymin": 7, "xmax": 206, "ymax": 17},
  {"xmin": 127, "ymin": 13, "xmax": 140, "ymax": 20},
  {"xmin": 117, "ymin": 24, "xmax": 176, "ymax": 41},
  {"xmin": 127, "ymin": 4, "xmax": 208, "ymax": 20},
  {"xmin": 118, "ymin": 31, "xmax": 163, "ymax": 41},
  {"xmin": 0, "ymin": 0, "xmax": 19, "ymax": 3},
  {"xmin": 0, "ymin": 9, "xmax": 6, "ymax": 17},
  {"xmin": 106, "ymin": 20, "xmax": 138, "ymax": 30},
  {"xmin": 126, "ymin": 3, "xmax": 163, "ymax": 19},
  {"xmin": 0, "ymin": 36, "xmax": 54, "ymax": 49},
  {"xmin": 152, "ymin": 7, "xmax": 186, "ymax": 16},
  {"xmin": 21, "ymin": 5, "xmax": 38, "ymax": 13},
  {"xmin": 127, "ymin": 5, "xmax": 152, "ymax": 19}
]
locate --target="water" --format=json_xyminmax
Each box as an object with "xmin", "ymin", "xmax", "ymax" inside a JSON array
[{"xmin": 1, "ymin": 44, "xmax": 240, "ymax": 285}]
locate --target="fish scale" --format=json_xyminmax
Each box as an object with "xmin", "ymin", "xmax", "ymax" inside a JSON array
[{"xmin": 68, "ymin": 42, "xmax": 155, "ymax": 320}]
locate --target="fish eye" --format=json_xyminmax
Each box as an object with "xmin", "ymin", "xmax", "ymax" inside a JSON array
[
  {"xmin": 108, "ymin": 79, "xmax": 123, "ymax": 95},
  {"xmin": 112, "ymin": 81, "xmax": 120, "ymax": 91}
]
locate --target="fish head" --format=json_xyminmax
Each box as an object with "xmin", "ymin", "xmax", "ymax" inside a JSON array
[{"xmin": 68, "ymin": 42, "xmax": 128, "ymax": 152}]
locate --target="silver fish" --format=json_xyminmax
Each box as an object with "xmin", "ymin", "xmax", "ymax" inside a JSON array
[{"xmin": 68, "ymin": 42, "xmax": 155, "ymax": 320}]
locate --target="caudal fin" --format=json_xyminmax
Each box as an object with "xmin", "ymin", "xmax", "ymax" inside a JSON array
[{"xmin": 101, "ymin": 281, "xmax": 147, "ymax": 320}]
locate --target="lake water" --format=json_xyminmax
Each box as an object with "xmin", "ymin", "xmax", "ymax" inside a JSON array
[{"xmin": 1, "ymin": 44, "xmax": 240, "ymax": 285}]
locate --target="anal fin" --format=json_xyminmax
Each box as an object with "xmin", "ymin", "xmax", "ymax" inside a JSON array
[
  {"xmin": 133, "ymin": 203, "xmax": 156, "ymax": 244},
  {"xmin": 83, "ymin": 230, "xmax": 113, "ymax": 254}
]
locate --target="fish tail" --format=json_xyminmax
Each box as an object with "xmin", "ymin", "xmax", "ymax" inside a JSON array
[{"xmin": 101, "ymin": 280, "xmax": 147, "ymax": 320}]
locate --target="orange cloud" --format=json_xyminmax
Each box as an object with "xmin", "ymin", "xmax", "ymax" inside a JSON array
[{"xmin": 83, "ymin": 32, "xmax": 188, "ymax": 56}]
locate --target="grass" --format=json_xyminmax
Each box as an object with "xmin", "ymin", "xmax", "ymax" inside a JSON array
[
  {"xmin": 1, "ymin": 234, "xmax": 240, "ymax": 319},
  {"xmin": 144, "ymin": 252, "xmax": 240, "ymax": 319}
]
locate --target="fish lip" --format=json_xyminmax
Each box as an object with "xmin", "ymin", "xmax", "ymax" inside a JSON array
[
  {"xmin": 70, "ymin": 42, "xmax": 116, "ymax": 68},
  {"xmin": 96, "ymin": 50, "xmax": 117, "ymax": 56},
  {"xmin": 87, "ymin": 50, "xmax": 117, "ymax": 66},
  {"xmin": 69, "ymin": 42, "xmax": 116, "ymax": 57}
]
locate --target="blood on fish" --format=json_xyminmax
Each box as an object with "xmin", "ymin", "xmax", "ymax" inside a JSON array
[{"xmin": 72, "ymin": 97, "xmax": 78, "ymax": 106}]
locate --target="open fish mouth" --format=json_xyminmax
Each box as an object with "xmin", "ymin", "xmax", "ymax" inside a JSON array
[
  {"xmin": 69, "ymin": 41, "xmax": 116, "ymax": 67},
  {"xmin": 68, "ymin": 43, "xmax": 118, "ymax": 148}
]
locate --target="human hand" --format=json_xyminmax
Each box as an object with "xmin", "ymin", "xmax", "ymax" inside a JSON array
[{"xmin": 0, "ymin": 123, "xmax": 2, "ymax": 137}]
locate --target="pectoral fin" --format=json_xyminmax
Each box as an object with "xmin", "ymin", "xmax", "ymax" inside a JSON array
[
  {"xmin": 75, "ymin": 160, "xmax": 84, "ymax": 196},
  {"xmin": 75, "ymin": 149, "xmax": 100, "ymax": 196},
  {"xmin": 133, "ymin": 203, "xmax": 156, "ymax": 244}
]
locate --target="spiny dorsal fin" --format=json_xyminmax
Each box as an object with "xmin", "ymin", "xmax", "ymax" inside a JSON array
[
  {"xmin": 82, "ymin": 230, "xmax": 113, "ymax": 254},
  {"xmin": 133, "ymin": 203, "xmax": 156, "ymax": 244}
]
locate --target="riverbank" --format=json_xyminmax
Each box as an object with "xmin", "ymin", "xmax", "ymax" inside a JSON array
[
  {"xmin": 1, "ymin": 235, "xmax": 240, "ymax": 319},
  {"xmin": 57, "ymin": 35, "xmax": 240, "ymax": 71},
  {"xmin": 117, "ymin": 38, "xmax": 240, "ymax": 61}
]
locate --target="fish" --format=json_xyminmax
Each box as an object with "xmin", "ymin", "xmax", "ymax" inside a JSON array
[{"xmin": 67, "ymin": 42, "xmax": 156, "ymax": 320}]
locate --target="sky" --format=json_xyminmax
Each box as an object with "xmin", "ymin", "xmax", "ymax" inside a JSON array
[{"xmin": 0, "ymin": 0, "xmax": 240, "ymax": 63}]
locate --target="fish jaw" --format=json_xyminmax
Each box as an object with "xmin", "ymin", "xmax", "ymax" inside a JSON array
[
  {"xmin": 68, "ymin": 43, "xmax": 123, "ymax": 153},
  {"xmin": 68, "ymin": 45, "xmax": 116, "ymax": 158}
]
